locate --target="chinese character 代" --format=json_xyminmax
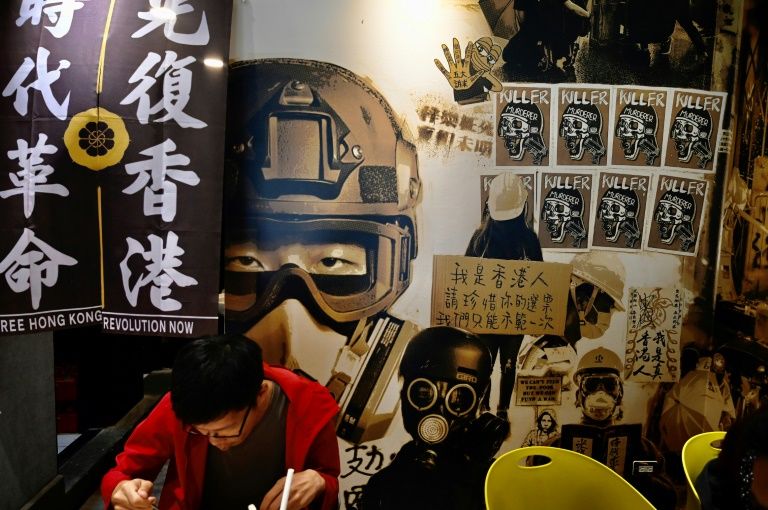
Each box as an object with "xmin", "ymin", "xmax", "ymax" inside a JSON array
[{"xmin": 2, "ymin": 47, "xmax": 70, "ymax": 120}]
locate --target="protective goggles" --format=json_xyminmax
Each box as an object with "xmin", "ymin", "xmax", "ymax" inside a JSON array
[
  {"xmin": 224, "ymin": 217, "xmax": 412, "ymax": 325},
  {"xmin": 579, "ymin": 374, "xmax": 622, "ymax": 397},
  {"xmin": 406, "ymin": 378, "xmax": 477, "ymax": 417}
]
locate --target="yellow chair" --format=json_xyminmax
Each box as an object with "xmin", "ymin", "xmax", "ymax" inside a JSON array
[
  {"xmin": 485, "ymin": 446, "xmax": 655, "ymax": 510},
  {"xmin": 681, "ymin": 431, "xmax": 726, "ymax": 510}
]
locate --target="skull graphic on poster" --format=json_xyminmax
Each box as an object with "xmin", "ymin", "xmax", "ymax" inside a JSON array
[
  {"xmin": 655, "ymin": 189, "xmax": 697, "ymax": 251},
  {"xmin": 498, "ymin": 101, "xmax": 548, "ymax": 165},
  {"xmin": 615, "ymin": 104, "xmax": 660, "ymax": 165},
  {"xmin": 598, "ymin": 188, "xmax": 641, "ymax": 248},
  {"xmin": 559, "ymin": 103, "xmax": 605, "ymax": 164},
  {"xmin": 541, "ymin": 187, "xmax": 587, "ymax": 248},
  {"xmin": 670, "ymin": 106, "xmax": 713, "ymax": 169}
]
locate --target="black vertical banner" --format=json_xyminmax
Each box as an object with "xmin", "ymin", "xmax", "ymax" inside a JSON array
[
  {"xmin": 0, "ymin": 2, "xmax": 104, "ymax": 334},
  {"xmin": 99, "ymin": 1, "xmax": 231, "ymax": 337},
  {"xmin": 0, "ymin": 1, "xmax": 231, "ymax": 338}
]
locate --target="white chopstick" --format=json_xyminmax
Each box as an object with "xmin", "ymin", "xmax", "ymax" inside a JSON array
[{"xmin": 278, "ymin": 468, "xmax": 295, "ymax": 510}]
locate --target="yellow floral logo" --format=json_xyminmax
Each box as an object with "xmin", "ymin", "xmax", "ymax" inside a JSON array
[{"xmin": 64, "ymin": 107, "xmax": 130, "ymax": 170}]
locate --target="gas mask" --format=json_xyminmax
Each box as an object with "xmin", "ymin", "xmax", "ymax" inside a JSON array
[
  {"xmin": 402, "ymin": 378, "xmax": 479, "ymax": 444},
  {"xmin": 398, "ymin": 327, "xmax": 493, "ymax": 448},
  {"xmin": 579, "ymin": 373, "xmax": 622, "ymax": 423},
  {"xmin": 598, "ymin": 190, "xmax": 640, "ymax": 247},
  {"xmin": 655, "ymin": 191, "xmax": 696, "ymax": 249}
]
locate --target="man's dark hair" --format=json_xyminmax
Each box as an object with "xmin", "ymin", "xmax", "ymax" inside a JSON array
[{"xmin": 171, "ymin": 333, "xmax": 264, "ymax": 425}]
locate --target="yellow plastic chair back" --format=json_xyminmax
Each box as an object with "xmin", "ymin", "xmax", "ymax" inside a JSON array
[
  {"xmin": 682, "ymin": 431, "xmax": 726, "ymax": 510},
  {"xmin": 485, "ymin": 446, "xmax": 655, "ymax": 510}
]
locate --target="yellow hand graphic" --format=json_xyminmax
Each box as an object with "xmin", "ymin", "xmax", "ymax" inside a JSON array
[{"xmin": 434, "ymin": 38, "xmax": 482, "ymax": 91}]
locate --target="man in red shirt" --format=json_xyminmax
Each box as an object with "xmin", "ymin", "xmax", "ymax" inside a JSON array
[{"xmin": 101, "ymin": 334, "xmax": 340, "ymax": 510}]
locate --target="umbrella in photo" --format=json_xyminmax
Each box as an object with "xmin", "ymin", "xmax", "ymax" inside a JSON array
[
  {"xmin": 658, "ymin": 369, "xmax": 728, "ymax": 452},
  {"xmin": 478, "ymin": 0, "xmax": 520, "ymax": 39}
]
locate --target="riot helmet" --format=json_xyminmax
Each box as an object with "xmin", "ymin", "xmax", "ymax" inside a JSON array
[{"xmin": 223, "ymin": 59, "xmax": 421, "ymax": 331}]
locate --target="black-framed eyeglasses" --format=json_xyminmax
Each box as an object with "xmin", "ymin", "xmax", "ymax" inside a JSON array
[{"xmin": 186, "ymin": 405, "xmax": 252, "ymax": 439}]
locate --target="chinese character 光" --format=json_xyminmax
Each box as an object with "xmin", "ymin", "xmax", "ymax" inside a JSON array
[
  {"xmin": 123, "ymin": 138, "xmax": 200, "ymax": 222},
  {"xmin": 1, "ymin": 134, "xmax": 69, "ymax": 218},
  {"xmin": 133, "ymin": 0, "xmax": 210, "ymax": 45},
  {"xmin": 119, "ymin": 231, "xmax": 198, "ymax": 312},
  {"xmin": 120, "ymin": 51, "xmax": 206, "ymax": 128},
  {"xmin": 16, "ymin": 0, "xmax": 84, "ymax": 38},
  {"xmin": 0, "ymin": 228, "xmax": 77, "ymax": 309},
  {"xmin": 2, "ymin": 47, "xmax": 70, "ymax": 120}
]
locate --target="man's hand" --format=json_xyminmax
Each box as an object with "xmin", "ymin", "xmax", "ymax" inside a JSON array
[
  {"xmin": 434, "ymin": 38, "xmax": 481, "ymax": 91},
  {"xmin": 260, "ymin": 469, "xmax": 325, "ymax": 510},
  {"xmin": 111, "ymin": 479, "xmax": 157, "ymax": 510}
]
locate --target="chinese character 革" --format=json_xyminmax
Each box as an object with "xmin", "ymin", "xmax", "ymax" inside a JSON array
[{"xmin": 1, "ymin": 134, "xmax": 69, "ymax": 218}]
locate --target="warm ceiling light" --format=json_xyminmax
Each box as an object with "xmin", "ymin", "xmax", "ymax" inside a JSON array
[
  {"xmin": 149, "ymin": 7, "xmax": 177, "ymax": 22},
  {"xmin": 203, "ymin": 58, "xmax": 225, "ymax": 68}
]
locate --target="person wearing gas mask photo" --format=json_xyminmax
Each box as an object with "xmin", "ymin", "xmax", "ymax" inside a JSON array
[
  {"xmin": 222, "ymin": 58, "xmax": 422, "ymax": 445},
  {"xmin": 465, "ymin": 173, "xmax": 542, "ymax": 422},
  {"xmin": 359, "ymin": 327, "xmax": 508, "ymax": 510}
]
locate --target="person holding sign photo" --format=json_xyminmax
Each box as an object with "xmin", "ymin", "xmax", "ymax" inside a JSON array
[{"xmin": 466, "ymin": 173, "xmax": 542, "ymax": 422}]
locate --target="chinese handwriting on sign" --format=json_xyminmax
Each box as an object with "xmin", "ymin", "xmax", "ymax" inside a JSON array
[
  {"xmin": 431, "ymin": 256, "xmax": 571, "ymax": 336},
  {"xmin": 624, "ymin": 287, "xmax": 682, "ymax": 383}
]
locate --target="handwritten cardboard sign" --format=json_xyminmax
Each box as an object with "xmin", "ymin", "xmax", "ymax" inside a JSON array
[{"xmin": 431, "ymin": 255, "xmax": 571, "ymax": 335}]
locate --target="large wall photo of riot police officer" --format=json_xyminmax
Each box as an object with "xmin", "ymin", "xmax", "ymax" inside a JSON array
[{"xmin": 226, "ymin": 1, "xmax": 738, "ymax": 509}]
